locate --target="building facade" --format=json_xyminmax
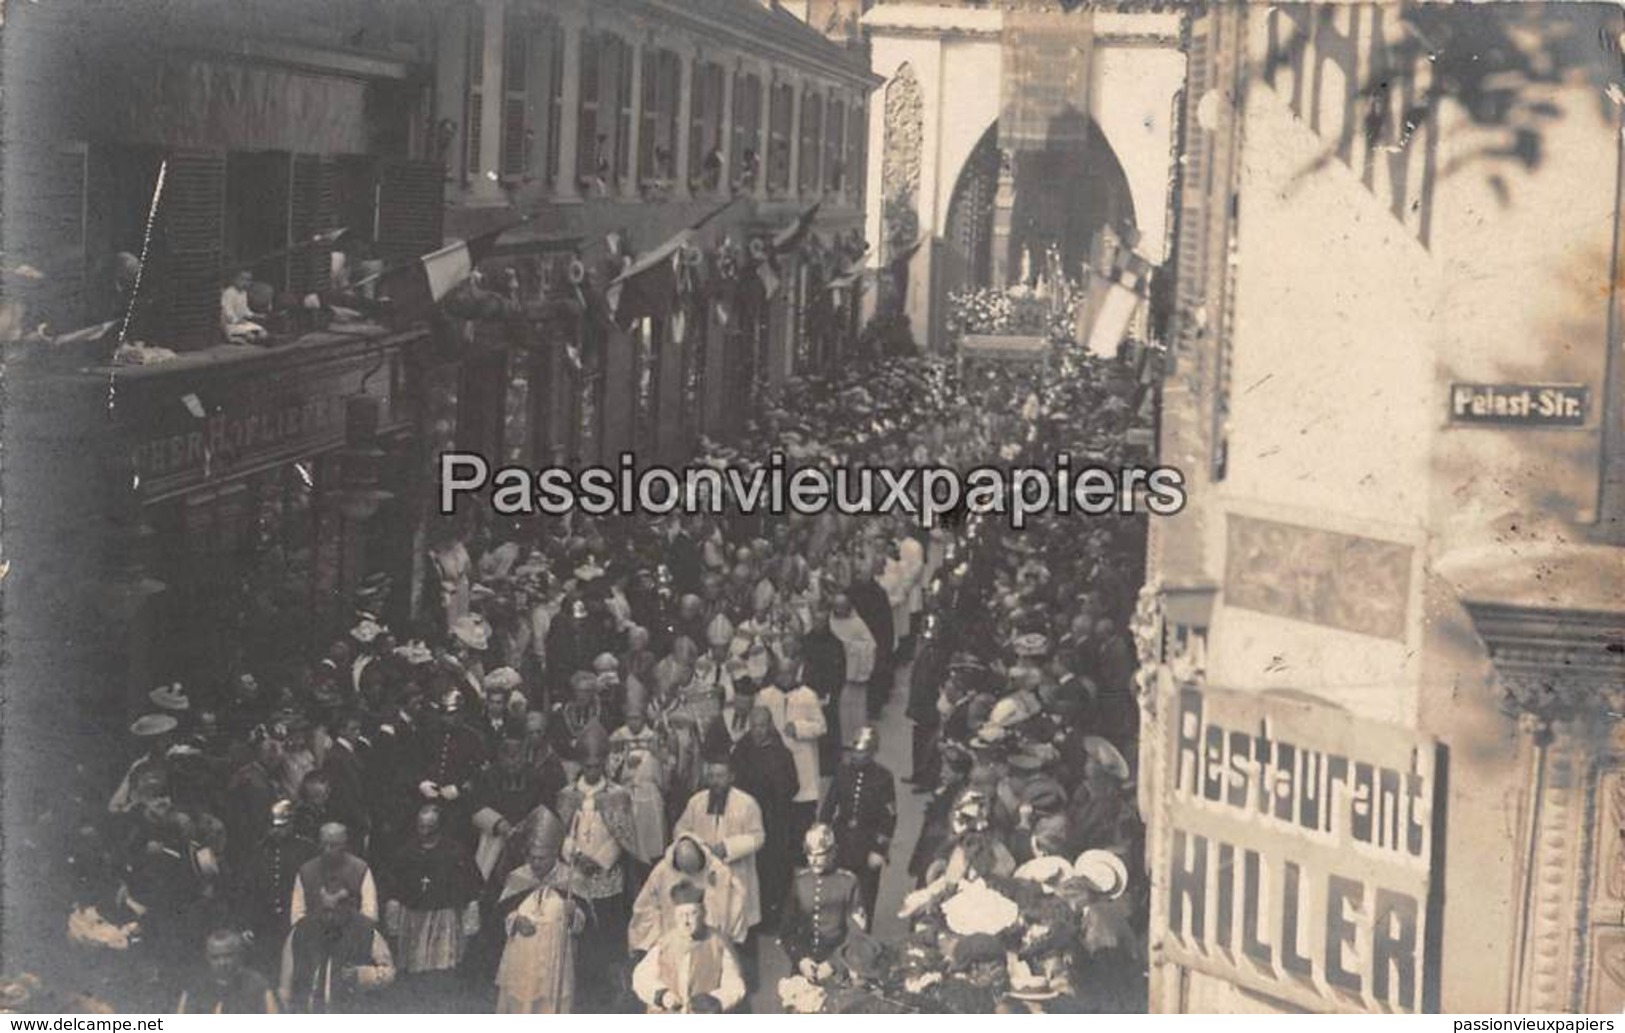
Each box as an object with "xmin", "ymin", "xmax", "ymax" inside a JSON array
[
  {"xmin": 2, "ymin": 0, "xmax": 453, "ymax": 744},
  {"xmin": 1143, "ymin": 2, "xmax": 1625, "ymax": 1014},
  {"xmin": 431, "ymin": 0, "xmax": 877, "ymax": 470}
]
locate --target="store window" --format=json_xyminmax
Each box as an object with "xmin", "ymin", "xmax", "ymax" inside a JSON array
[
  {"xmin": 679, "ymin": 297, "xmax": 708, "ymax": 446},
  {"xmin": 632, "ymin": 316, "xmax": 661, "ymax": 455},
  {"xmin": 149, "ymin": 458, "xmax": 333, "ymax": 685}
]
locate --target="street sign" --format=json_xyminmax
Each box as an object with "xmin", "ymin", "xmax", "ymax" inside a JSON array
[{"xmin": 1448, "ymin": 383, "xmax": 1588, "ymax": 426}]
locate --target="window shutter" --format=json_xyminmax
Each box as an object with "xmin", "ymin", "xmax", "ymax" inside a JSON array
[
  {"xmin": 1167, "ymin": 9, "xmax": 1241, "ymax": 481},
  {"xmin": 826, "ymin": 96, "xmax": 844, "ymax": 192},
  {"xmin": 289, "ymin": 154, "xmax": 335, "ymax": 296},
  {"xmin": 465, "ymin": 4, "xmax": 485, "ymax": 183},
  {"xmin": 545, "ymin": 22, "xmax": 564, "ymax": 185},
  {"xmin": 374, "ymin": 158, "xmax": 445, "ymax": 264},
  {"xmin": 577, "ymin": 35, "xmax": 600, "ymax": 182},
  {"xmin": 161, "ymin": 149, "xmax": 227, "ymax": 346},
  {"xmin": 500, "ymin": 20, "xmax": 528, "ymax": 179},
  {"xmin": 615, "ymin": 39, "xmax": 635, "ymax": 185},
  {"xmin": 732, "ymin": 72, "xmax": 761, "ymax": 184},
  {"xmin": 1172, "ymin": 15, "xmax": 1212, "ymax": 346},
  {"xmin": 848, "ymin": 100, "xmax": 865, "ymax": 207},
  {"xmin": 9, "ymin": 142, "xmax": 87, "ymax": 328}
]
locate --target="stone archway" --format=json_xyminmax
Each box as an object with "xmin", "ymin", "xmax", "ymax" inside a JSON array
[
  {"xmin": 1006, "ymin": 111, "xmax": 1138, "ymax": 285},
  {"xmin": 941, "ymin": 112, "xmax": 1139, "ymax": 294},
  {"xmin": 942, "ymin": 122, "xmax": 999, "ymax": 299}
]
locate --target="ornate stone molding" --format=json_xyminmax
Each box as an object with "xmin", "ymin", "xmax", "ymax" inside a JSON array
[
  {"xmin": 1520, "ymin": 733, "xmax": 1586, "ymax": 1011},
  {"xmin": 1462, "ymin": 601, "xmax": 1625, "ymax": 727}
]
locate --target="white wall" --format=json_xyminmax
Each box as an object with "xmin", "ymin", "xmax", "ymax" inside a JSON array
[
  {"xmin": 931, "ymin": 39, "xmax": 1003, "ymax": 236},
  {"xmin": 1090, "ymin": 44, "xmax": 1185, "ymax": 264}
]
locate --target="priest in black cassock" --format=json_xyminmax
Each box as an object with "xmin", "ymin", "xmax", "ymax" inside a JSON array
[
  {"xmin": 382, "ymin": 804, "xmax": 482, "ymax": 1010},
  {"xmin": 729, "ymin": 706, "xmax": 799, "ymax": 932}
]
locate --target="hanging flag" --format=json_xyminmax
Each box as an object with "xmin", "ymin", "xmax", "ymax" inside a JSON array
[
  {"xmin": 772, "ymin": 201, "xmax": 822, "ymax": 255},
  {"xmin": 367, "ymin": 216, "xmax": 531, "ymax": 321},
  {"xmin": 606, "ymin": 229, "xmax": 692, "ymax": 329}
]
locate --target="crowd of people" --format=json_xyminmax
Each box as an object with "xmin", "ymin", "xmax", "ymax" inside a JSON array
[{"xmin": 18, "ymin": 343, "xmax": 1154, "ymax": 1014}]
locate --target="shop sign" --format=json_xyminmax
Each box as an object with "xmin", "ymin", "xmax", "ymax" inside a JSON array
[
  {"xmin": 129, "ymin": 361, "xmax": 397, "ymax": 500},
  {"xmin": 1448, "ymin": 383, "xmax": 1587, "ymax": 427},
  {"xmin": 1159, "ymin": 685, "xmax": 1437, "ymax": 1013}
]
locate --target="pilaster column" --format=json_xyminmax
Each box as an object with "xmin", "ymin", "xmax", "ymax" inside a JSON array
[
  {"xmin": 673, "ymin": 42, "xmax": 696, "ymax": 201},
  {"xmin": 621, "ymin": 33, "xmax": 646, "ymax": 199},
  {"xmin": 786, "ymin": 74, "xmax": 803, "ymax": 201},
  {"xmin": 717, "ymin": 56, "xmax": 736, "ymax": 197},
  {"xmin": 467, "ymin": 0, "xmax": 508, "ymax": 205},
  {"xmin": 829, "ymin": 88, "xmax": 844, "ymax": 207},
  {"xmin": 554, "ymin": 12, "xmax": 583, "ymax": 200},
  {"xmin": 434, "ymin": 5, "xmax": 470, "ymax": 178},
  {"xmin": 755, "ymin": 66, "xmax": 773, "ymax": 202}
]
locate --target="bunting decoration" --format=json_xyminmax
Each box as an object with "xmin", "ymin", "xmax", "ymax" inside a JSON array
[{"xmin": 605, "ymin": 229, "xmax": 692, "ymax": 330}]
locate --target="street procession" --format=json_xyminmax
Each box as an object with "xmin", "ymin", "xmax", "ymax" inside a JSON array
[
  {"xmin": 6, "ymin": 0, "xmax": 1624, "ymax": 1020},
  {"xmin": 14, "ymin": 324, "xmax": 1157, "ymax": 1013}
]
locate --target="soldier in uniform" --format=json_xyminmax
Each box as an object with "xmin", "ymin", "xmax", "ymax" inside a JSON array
[
  {"xmin": 412, "ymin": 689, "xmax": 489, "ymax": 846},
  {"xmin": 778, "ymin": 824, "xmax": 866, "ymax": 985},
  {"xmin": 816, "ymin": 727, "xmax": 896, "ymax": 928},
  {"xmin": 236, "ymin": 801, "xmax": 316, "ymax": 973}
]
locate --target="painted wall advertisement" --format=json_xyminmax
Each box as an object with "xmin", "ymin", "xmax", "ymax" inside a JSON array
[{"xmin": 1159, "ymin": 685, "xmax": 1438, "ymax": 1013}]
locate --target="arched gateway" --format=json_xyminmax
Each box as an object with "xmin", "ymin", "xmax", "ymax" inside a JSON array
[{"xmin": 861, "ymin": 3, "xmax": 1187, "ymax": 346}]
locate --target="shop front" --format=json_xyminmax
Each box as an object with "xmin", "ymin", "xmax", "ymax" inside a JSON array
[{"xmin": 51, "ymin": 325, "xmax": 429, "ymax": 711}]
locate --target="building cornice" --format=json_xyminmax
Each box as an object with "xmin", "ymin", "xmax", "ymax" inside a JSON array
[
  {"xmin": 1462, "ymin": 600, "xmax": 1625, "ymax": 726},
  {"xmin": 552, "ymin": 0, "xmax": 881, "ymax": 90}
]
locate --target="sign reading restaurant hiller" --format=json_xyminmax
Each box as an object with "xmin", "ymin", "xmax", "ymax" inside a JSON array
[
  {"xmin": 1449, "ymin": 383, "xmax": 1587, "ymax": 426},
  {"xmin": 1160, "ymin": 686, "xmax": 1437, "ymax": 1014}
]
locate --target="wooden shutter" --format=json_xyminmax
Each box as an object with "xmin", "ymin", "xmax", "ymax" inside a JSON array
[
  {"xmin": 848, "ymin": 99, "xmax": 865, "ymax": 207},
  {"xmin": 161, "ymin": 149, "xmax": 227, "ymax": 346},
  {"xmin": 614, "ymin": 38, "xmax": 635, "ymax": 186},
  {"xmin": 732, "ymin": 72, "xmax": 761, "ymax": 184},
  {"xmin": 544, "ymin": 21, "xmax": 564, "ymax": 186},
  {"xmin": 800, "ymin": 88, "xmax": 822, "ymax": 195},
  {"xmin": 374, "ymin": 158, "xmax": 445, "ymax": 264},
  {"xmin": 1172, "ymin": 13, "xmax": 1213, "ymax": 353},
  {"xmin": 465, "ymin": 4, "xmax": 485, "ymax": 183},
  {"xmin": 500, "ymin": 18, "xmax": 528, "ymax": 179},
  {"xmin": 8, "ymin": 142, "xmax": 87, "ymax": 329},
  {"xmin": 289, "ymin": 155, "xmax": 335, "ymax": 296},
  {"xmin": 577, "ymin": 33, "xmax": 600, "ymax": 182},
  {"xmin": 826, "ymin": 96, "xmax": 845, "ymax": 192}
]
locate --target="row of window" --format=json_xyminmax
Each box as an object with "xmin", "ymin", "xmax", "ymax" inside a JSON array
[{"xmin": 464, "ymin": 11, "xmax": 866, "ymax": 200}]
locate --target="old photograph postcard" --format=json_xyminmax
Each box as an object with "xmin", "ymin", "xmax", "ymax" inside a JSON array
[{"xmin": 0, "ymin": 0, "xmax": 1621, "ymax": 1016}]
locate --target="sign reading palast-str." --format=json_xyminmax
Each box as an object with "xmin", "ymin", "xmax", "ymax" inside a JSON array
[
  {"xmin": 1449, "ymin": 383, "xmax": 1587, "ymax": 426},
  {"xmin": 1160, "ymin": 686, "xmax": 1437, "ymax": 1014}
]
